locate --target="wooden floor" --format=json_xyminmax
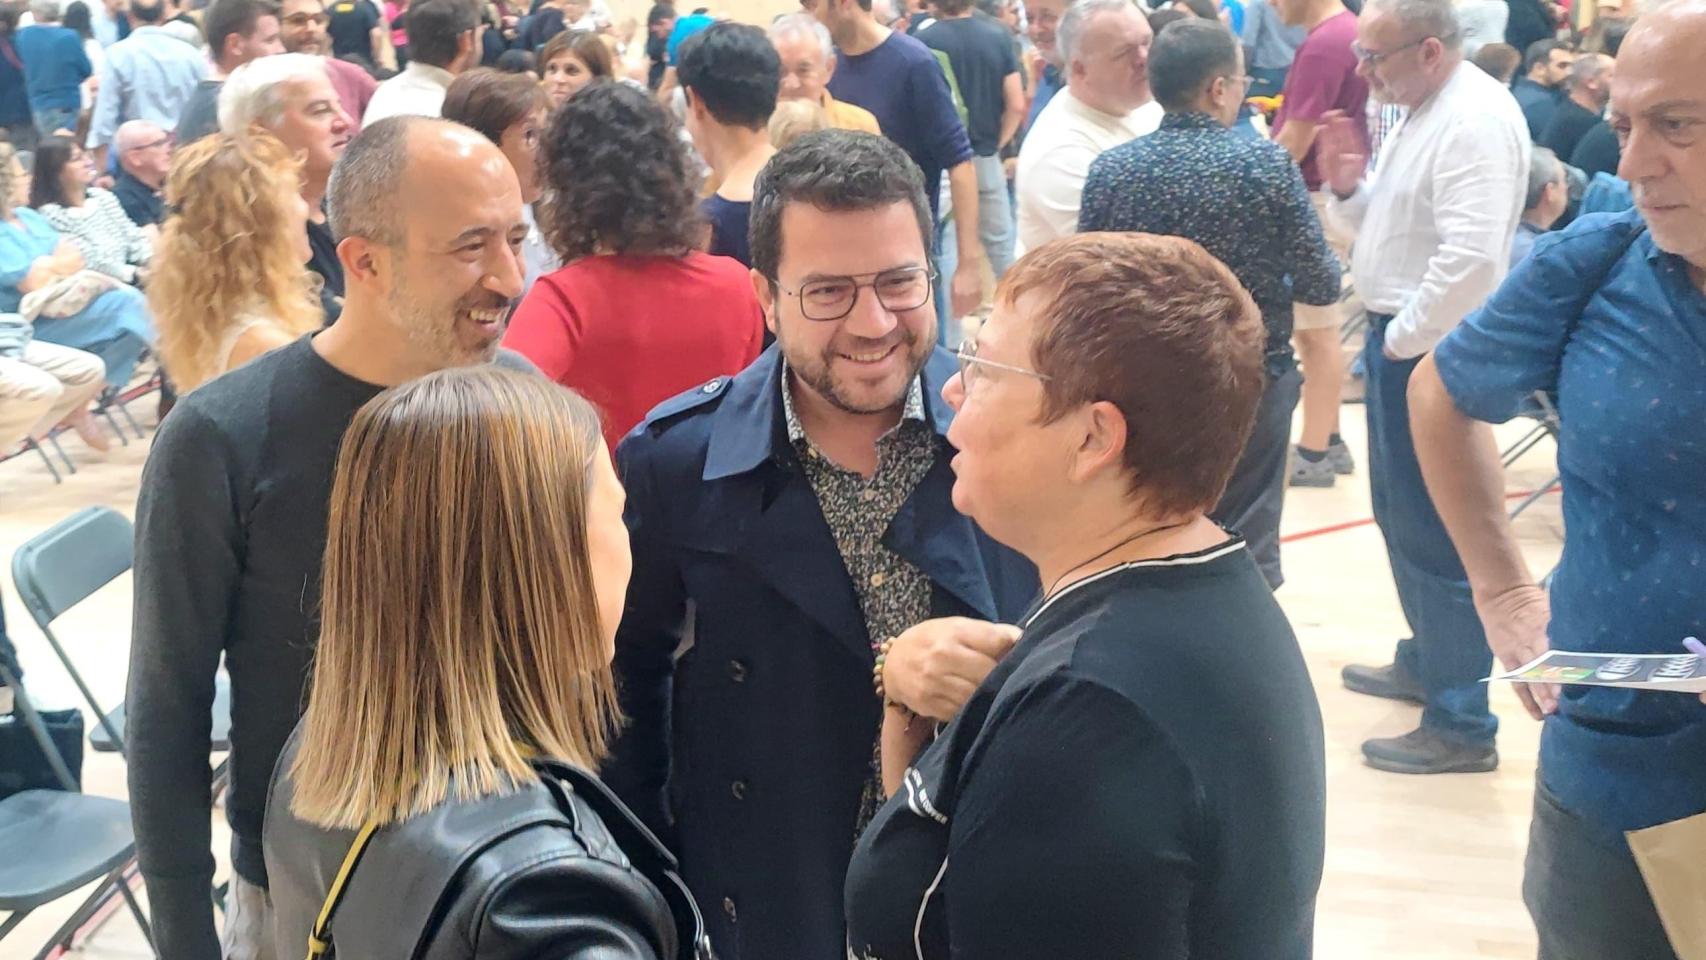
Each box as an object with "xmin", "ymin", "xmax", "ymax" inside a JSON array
[{"xmin": 0, "ymin": 391, "xmax": 1563, "ymax": 960}]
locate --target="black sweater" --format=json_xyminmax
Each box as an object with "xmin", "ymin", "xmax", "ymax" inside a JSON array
[{"xmin": 126, "ymin": 336, "xmax": 533, "ymax": 960}]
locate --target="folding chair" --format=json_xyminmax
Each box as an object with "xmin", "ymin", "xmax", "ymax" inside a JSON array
[
  {"xmin": 0, "ymin": 606, "xmax": 153, "ymax": 959},
  {"xmin": 1507, "ymin": 392, "xmax": 1562, "ymax": 521},
  {"xmin": 11, "ymin": 506, "xmax": 233, "ymax": 757},
  {"xmin": 12, "ymin": 506, "xmax": 235, "ymax": 913}
]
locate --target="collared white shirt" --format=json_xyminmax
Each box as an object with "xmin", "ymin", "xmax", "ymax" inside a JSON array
[
  {"xmin": 1015, "ymin": 89, "xmax": 1163, "ymax": 255},
  {"xmin": 1327, "ymin": 60, "xmax": 1529, "ymax": 359},
  {"xmin": 362, "ymin": 62, "xmax": 455, "ymax": 128}
]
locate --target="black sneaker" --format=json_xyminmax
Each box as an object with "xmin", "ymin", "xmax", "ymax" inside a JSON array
[
  {"xmin": 1341, "ymin": 661, "xmax": 1424, "ymax": 704},
  {"xmin": 1362, "ymin": 727, "xmax": 1498, "ymax": 775}
]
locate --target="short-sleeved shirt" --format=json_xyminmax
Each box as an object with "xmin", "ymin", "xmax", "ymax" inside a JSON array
[
  {"xmin": 327, "ymin": 0, "xmax": 380, "ymax": 62},
  {"xmin": 844, "ymin": 540, "xmax": 1326, "ymax": 960},
  {"xmin": 918, "ymin": 15, "xmax": 1018, "ymax": 157},
  {"xmin": 1433, "ymin": 209, "xmax": 1706, "ymax": 841},
  {"xmin": 1272, "ymin": 10, "xmax": 1366, "ymax": 191},
  {"xmin": 701, "ymin": 194, "xmax": 751, "ymax": 268},
  {"xmin": 0, "ymin": 208, "xmax": 63, "ymax": 314},
  {"xmin": 828, "ymin": 30, "xmax": 975, "ymax": 218}
]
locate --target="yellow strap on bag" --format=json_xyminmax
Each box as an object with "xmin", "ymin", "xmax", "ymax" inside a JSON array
[{"xmin": 304, "ymin": 820, "xmax": 381, "ymax": 960}]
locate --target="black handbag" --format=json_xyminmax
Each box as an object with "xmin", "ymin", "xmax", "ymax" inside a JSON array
[{"xmin": 0, "ymin": 707, "xmax": 84, "ymax": 801}]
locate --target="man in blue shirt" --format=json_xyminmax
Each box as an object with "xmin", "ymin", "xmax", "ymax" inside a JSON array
[
  {"xmin": 85, "ymin": 0, "xmax": 207, "ymax": 170},
  {"xmin": 812, "ymin": 0, "xmax": 990, "ymax": 323},
  {"xmin": 1079, "ymin": 19, "xmax": 1339, "ymax": 589},
  {"xmin": 1409, "ymin": 4, "xmax": 1706, "ymax": 955},
  {"xmin": 1023, "ymin": 0, "xmax": 1065, "ymax": 127},
  {"xmin": 14, "ymin": 0, "xmax": 92, "ymax": 137}
]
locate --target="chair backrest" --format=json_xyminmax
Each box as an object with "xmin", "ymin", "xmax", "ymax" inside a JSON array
[{"xmin": 11, "ymin": 507, "xmax": 135, "ymax": 630}]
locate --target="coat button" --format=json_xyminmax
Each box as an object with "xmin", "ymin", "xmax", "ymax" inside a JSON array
[
  {"xmin": 731, "ymin": 780, "xmax": 749, "ymax": 800},
  {"xmin": 727, "ymin": 659, "xmax": 748, "ymax": 683},
  {"xmin": 722, "ymin": 897, "xmax": 738, "ymax": 921},
  {"xmin": 702, "ymin": 379, "xmax": 721, "ymax": 394}
]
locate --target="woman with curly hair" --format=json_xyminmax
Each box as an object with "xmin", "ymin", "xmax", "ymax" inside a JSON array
[
  {"xmin": 148, "ymin": 132, "xmax": 322, "ymax": 392},
  {"xmin": 503, "ymin": 81, "xmax": 763, "ymax": 453}
]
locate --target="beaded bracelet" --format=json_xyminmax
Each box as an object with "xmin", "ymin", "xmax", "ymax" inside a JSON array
[{"xmin": 872, "ymin": 636, "xmax": 895, "ymax": 701}]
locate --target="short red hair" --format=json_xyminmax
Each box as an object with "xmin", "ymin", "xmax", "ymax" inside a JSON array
[{"xmin": 998, "ymin": 232, "xmax": 1267, "ymax": 515}]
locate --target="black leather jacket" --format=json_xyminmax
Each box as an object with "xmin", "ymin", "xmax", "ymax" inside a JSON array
[{"xmin": 264, "ymin": 729, "xmax": 681, "ymax": 959}]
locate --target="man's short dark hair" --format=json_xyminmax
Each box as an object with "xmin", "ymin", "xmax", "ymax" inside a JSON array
[
  {"xmin": 1147, "ymin": 7, "xmax": 1187, "ymax": 34},
  {"xmin": 936, "ymin": 0, "xmax": 975, "ymax": 15},
  {"xmin": 405, "ymin": 0, "xmax": 478, "ymax": 68},
  {"xmin": 1148, "ymin": 17, "xmax": 1238, "ymax": 113},
  {"xmin": 676, "ymin": 22, "xmax": 779, "ymax": 132},
  {"xmin": 130, "ymin": 0, "xmax": 166, "ymax": 22},
  {"xmin": 1523, "ymin": 38, "xmax": 1564, "ymax": 74},
  {"xmin": 750, "ymin": 129, "xmax": 932, "ymax": 282},
  {"xmin": 206, "ymin": 0, "xmax": 278, "ymax": 61}
]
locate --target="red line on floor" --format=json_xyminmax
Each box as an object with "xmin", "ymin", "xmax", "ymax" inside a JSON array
[{"xmin": 1279, "ymin": 484, "xmax": 1562, "ymax": 544}]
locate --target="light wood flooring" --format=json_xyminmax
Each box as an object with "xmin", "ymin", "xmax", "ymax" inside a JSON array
[{"xmin": 0, "ymin": 391, "xmax": 1564, "ymax": 960}]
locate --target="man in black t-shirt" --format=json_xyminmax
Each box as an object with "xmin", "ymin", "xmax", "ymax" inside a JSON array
[
  {"xmin": 127, "ymin": 117, "xmax": 536, "ymax": 960},
  {"xmin": 919, "ymin": 0, "xmax": 1023, "ymax": 280},
  {"xmin": 1538, "ymin": 52, "xmax": 1613, "ymax": 162}
]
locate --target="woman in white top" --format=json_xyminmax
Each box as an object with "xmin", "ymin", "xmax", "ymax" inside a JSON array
[
  {"xmin": 148, "ymin": 132, "xmax": 322, "ymax": 392},
  {"xmin": 30, "ymin": 135, "xmax": 153, "ymax": 283}
]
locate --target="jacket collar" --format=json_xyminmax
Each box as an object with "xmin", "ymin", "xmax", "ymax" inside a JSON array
[{"xmin": 703, "ymin": 344, "xmax": 959, "ymax": 481}]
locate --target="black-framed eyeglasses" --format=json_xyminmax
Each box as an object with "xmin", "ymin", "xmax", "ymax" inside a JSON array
[
  {"xmin": 955, "ymin": 338, "xmax": 1051, "ymax": 390},
  {"xmin": 1351, "ymin": 33, "xmax": 1452, "ymax": 66},
  {"xmin": 127, "ymin": 136, "xmax": 172, "ymax": 152},
  {"xmin": 774, "ymin": 265, "xmax": 937, "ymax": 322}
]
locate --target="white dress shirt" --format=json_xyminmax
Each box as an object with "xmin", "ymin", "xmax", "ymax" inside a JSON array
[
  {"xmin": 362, "ymin": 62, "xmax": 454, "ymax": 127},
  {"xmin": 1328, "ymin": 61, "xmax": 1529, "ymax": 359},
  {"xmin": 1015, "ymin": 90, "xmax": 1163, "ymax": 255}
]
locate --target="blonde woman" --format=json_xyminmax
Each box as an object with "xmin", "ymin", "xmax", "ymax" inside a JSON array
[
  {"xmin": 263, "ymin": 367, "xmax": 699, "ymax": 960},
  {"xmin": 148, "ymin": 132, "xmax": 322, "ymax": 393}
]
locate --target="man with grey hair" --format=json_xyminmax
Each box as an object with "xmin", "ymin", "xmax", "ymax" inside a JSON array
[
  {"xmin": 1539, "ymin": 52, "xmax": 1614, "ymax": 163},
  {"xmin": 1411, "ymin": 2, "xmax": 1706, "ymax": 954},
  {"xmin": 220, "ymin": 52, "xmax": 353, "ymax": 320},
  {"xmin": 127, "ymin": 115, "xmax": 534, "ymax": 960},
  {"xmin": 1316, "ymin": 0, "xmax": 1528, "ymax": 774},
  {"xmin": 111, "ymin": 118, "xmax": 171, "ymax": 225},
  {"xmin": 13, "ymin": 0, "xmax": 92, "ymax": 137},
  {"xmin": 1014, "ymin": 0, "xmax": 1160, "ymax": 252},
  {"xmin": 1510, "ymin": 145, "xmax": 1566, "ymax": 266},
  {"xmin": 768, "ymin": 12, "xmax": 881, "ymax": 133}
]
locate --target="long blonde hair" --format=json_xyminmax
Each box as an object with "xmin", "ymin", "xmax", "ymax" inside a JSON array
[
  {"xmin": 149, "ymin": 132, "xmax": 322, "ymax": 392},
  {"xmin": 290, "ymin": 367, "xmax": 622, "ymax": 829}
]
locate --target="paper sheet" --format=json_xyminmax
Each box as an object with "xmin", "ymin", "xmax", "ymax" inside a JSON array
[{"xmin": 1487, "ymin": 650, "xmax": 1706, "ymax": 694}]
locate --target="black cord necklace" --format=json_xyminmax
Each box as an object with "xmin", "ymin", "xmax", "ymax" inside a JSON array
[{"xmin": 1044, "ymin": 519, "xmax": 1195, "ymax": 599}]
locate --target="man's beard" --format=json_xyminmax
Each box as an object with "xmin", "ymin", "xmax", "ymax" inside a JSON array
[
  {"xmin": 781, "ymin": 321, "xmax": 932, "ymax": 415},
  {"xmin": 386, "ymin": 281, "xmax": 511, "ymax": 367}
]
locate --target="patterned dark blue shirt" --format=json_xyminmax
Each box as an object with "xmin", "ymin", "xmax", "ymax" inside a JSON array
[{"xmin": 1078, "ymin": 111, "xmax": 1341, "ymax": 363}]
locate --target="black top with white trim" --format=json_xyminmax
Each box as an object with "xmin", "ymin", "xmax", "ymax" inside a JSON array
[{"xmin": 843, "ymin": 537, "xmax": 1326, "ymax": 960}]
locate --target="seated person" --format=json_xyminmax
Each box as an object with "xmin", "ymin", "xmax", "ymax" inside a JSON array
[
  {"xmin": 0, "ymin": 141, "xmax": 153, "ymax": 389},
  {"xmin": 30, "ymin": 135, "xmax": 154, "ymax": 285}
]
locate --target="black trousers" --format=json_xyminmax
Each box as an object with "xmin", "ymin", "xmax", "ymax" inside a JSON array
[
  {"xmin": 1211, "ymin": 361, "xmax": 1302, "ymax": 590},
  {"xmin": 1524, "ymin": 778, "xmax": 1679, "ymax": 960}
]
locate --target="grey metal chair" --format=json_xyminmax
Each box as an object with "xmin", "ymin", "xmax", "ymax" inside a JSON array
[
  {"xmin": 1506, "ymin": 392, "xmax": 1562, "ymax": 521},
  {"xmin": 0, "ymin": 603, "xmax": 153, "ymax": 958}
]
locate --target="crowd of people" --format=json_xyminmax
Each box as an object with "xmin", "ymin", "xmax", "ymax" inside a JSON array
[{"xmin": 0, "ymin": 0, "xmax": 1699, "ymax": 953}]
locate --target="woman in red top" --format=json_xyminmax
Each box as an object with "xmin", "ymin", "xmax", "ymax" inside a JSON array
[{"xmin": 504, "ymin": 82, "xmax": 765, "ymax": 453}]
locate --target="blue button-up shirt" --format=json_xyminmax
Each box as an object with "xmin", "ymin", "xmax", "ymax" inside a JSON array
[
  {"xmin": 1024, "ymin": 62, "xmax": 1061, "ymax": 131},
  {"xmin": 85, "ymin": 25, "xmax": 207, "ymax": 150},
  {"xmin": 1079, "ymin": 111, "xmax": 1341, "ymax": 365},
  {"xmin": 14, "ymin": 24, "xmax": 91, "ymax": 113},
  {"xmin": 1435, "ymin": 208, "xmax": 1706, "ymax": 840}
]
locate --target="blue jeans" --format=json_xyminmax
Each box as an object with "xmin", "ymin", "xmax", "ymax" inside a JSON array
[
  {"xmin": 31, "ymin": 285, "xmax": 154, "ymax": 387},
  {"xmin": 934, "ymin": 154, "xmax": 1017, "ymax": 346},
  {"xmin": 32, "ymin": 105, "xmax": 78, "ymax": 138},
  {"xmin": 1211, "ymin": 359, "xmax": 1302, "ymax": 590},
  {"xmin": 1364, "ymin": 314, "xmax": 1497, "ymax": 747}
]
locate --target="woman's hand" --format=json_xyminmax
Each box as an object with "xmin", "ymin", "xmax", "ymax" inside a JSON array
[{"xmin": 882, "ymin": 618, "xmax": 1020, "ymax": 722}]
